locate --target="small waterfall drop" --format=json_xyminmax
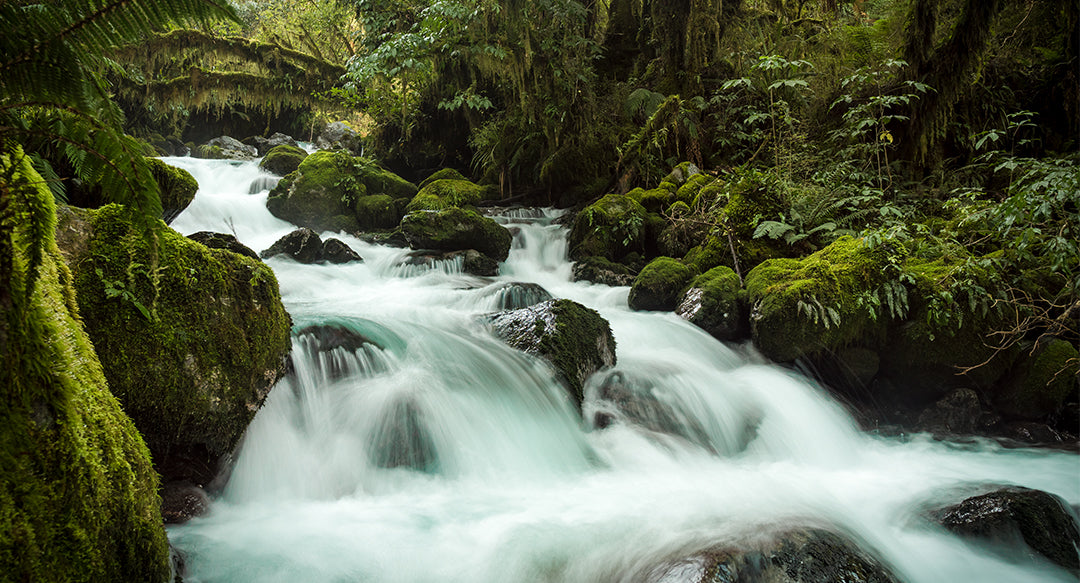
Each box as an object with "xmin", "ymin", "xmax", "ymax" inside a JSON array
[{"xmin": 165, "ymin": 158, "xmax": 1079, "ymax": 583}]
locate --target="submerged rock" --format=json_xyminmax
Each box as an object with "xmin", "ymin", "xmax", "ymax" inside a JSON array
[
  {"xmin": 488, "ymin": 299, "xmax": 616, "ymax": 407},
  {"xmin": 56, "ymin": 204, "xmax": 293, "ymax": 490},
  {"xmin": 4, "ymin": 155, "xmax": 172, "ymax": 581},
  {"xmin": 642, "ymin": 528, "xmax": 900, "ymax": 583},
  {"xmin": 932, "ymin": 486, "xmax": 1080, "ymax": 573},
  {"xmin": 367, "ymin": 395, "xmax": 439, "ymax": 473},
  {"xmin": 484, "ymin": 282, "xmax": 554, "ymax": 310}
]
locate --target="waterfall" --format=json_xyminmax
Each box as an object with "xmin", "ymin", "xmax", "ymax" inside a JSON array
[{"xmin": 165, "ymin": 158, "xmax": 1079, "ymax": 583}]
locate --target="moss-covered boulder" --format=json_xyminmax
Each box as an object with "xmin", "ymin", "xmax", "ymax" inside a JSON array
[
  {"xmin": 266, "ymin": 151, "xmax": 364, "ymax": 232},
  {"xmin": 628, "ymin": 256, "xmax": 694, "ymax": 311},
  {"xmin": 353, "ymin": 157, "xmax": 418, "ymax": 200},
  {"xmin": 675, "ymin": 172, "xmax": 713, "ymax": 205},
  {"xmin": 675, "ymin": 266, "xmax": 747, "ymax": 340},
  {"xmin": 259, "ymin": 144, "xmax": 308, "ymax": 176},
  {"xmin": 418, "ymin": 167, "xmax": 469, "ymax": 189},
  {"xmin": 568, "ymin": 193, "xmax": 649, "ymax": 261},
  {"xmin": 148, "ymin": 157, "xmax": 198, "ymax": 224},
  {"xmin": 1, "ymin": 152, "xmax": 171, "ymax": 581},
  {"xmin": 995, "ymin": 338, "xmax": 1078, "ymax": 420},
  {"xmin": 745, "ymin": 236, "xmax": 904, "ymax": 363},
  {"xmin": 630, "ymin": 185, "xmax": 675, "ymax": 214},
  {"xmin": 193, "ymin": 135, "xmax": 257, "ymax": 160},
  {"xmin": 488, "ymin": 299, "xmax": 616, "ymax": 407},
  {"xmin": 399, "ymin": 207, "xmax": 512, "ymax": 261},
  {"xmin": 56, "ymin": 204, "xmax": 293, "ymax": 488},
  {"xmin": 355, "ymin": 194, "xmax": 401, "ymax": 230},
  {"xmin": 406, "ymin": 178, "xmax": 486, "ymax": 213},
  {"xmin": 572, "ymin": 255, "xmax": 637, "ymax": 286}
]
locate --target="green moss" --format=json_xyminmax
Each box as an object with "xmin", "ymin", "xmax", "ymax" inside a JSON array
[
  {"xmin": 399, "ymin": 207, "xmax": 512, "ymax": 261},
  {"xmin": 675, "ymin": 173, "xmax": 713, "ymax": 205},
  {"xmin": 193, "ymin": 144, "xmax": 225, "ymax": 159},
  {"xmin": 745, "ymin": 236, "xmax": 903, "ymax": 362},
  {"xmin": 683, "ymin": 235, "xmax": 730, "ymax": 274},
  {"xmin": 355, "ymin": 194, "xmax": 400, "ymax": 230},
  {"xmin": 568, "ymin": 193, "xmax": 648, "ymax": 261},
  {"xmin": 259, "ymin": 144, "xmax": 307, "ymax": 176},
  {"xmin": 405, "ymin": 191, "xmax": 451, "ymax": 213},
  {"xmin": 353, "ymin": 157, "xmax": 418, "ymax": 199},
  {"xmin": 679, "ymin": 266, "xmax": 747, "ymax": 340},
  {"xmin": 147, "ymin": 157, "xmax": 197, "ymax": 218},
  {"xmin": 637, "ymin": 187, "xmax": 674, "ymax": 213},
  {"xmin": 536, "ymin": 299, "xmax": 616, "ymax": 407},
  {"xmin": 70, "ymin": 205, "xmax": 292, "ymax": 473},
  {"xmin": 0, "ymin": 152, "xmax": 170, "ymax": 581},
  {"xmin": 628, "ymin": 256, "xmax": 694, "ymax": 311},
  {"xmin": 418, "ymin": 167, "xmax": 468, "ymax": 189},
  {"xmin": 694, "ymin": 179, "xmax": 727, "ymax": 209},
  {"xmin": 266, "ymin": 151, "xmax": 363, "ymax": 232},
  {"xmin": 656, "ymin": 181, "xmax": 678, "ymax": 193},
  {"xmin": 719, "ymin": 168, "xmax": 786, "ymax": 239},
  {"xmin": 412, "ymin": 178, "xmax": 485, "ymax": 210}
]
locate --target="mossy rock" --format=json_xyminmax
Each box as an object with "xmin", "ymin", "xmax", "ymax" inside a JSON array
[
  {"xmin": 488, "ymin": 299, "xmax": 616, "ymax": 407},
  {"xmin": 399, "ymin": 207, "xmax": 512, "ymax": 261},
  {"xmin": 571, "ymin": 255, "xmax": 637, "ymax": 286},
  {"xmin": 694, "ymin": 179, "xmax": 727, "ymax": 209},
  {"xmin": 418, "ymin": 167, "xmax": 468, "ymax": 189},
  {"xmin": 720, "ymin": 168, "xmax": 786, "ymax": 239},
  {"xmin": 148, "ymin": 157, "xmax": 198, "ymax": 224},
  {"xmin": 59, "ymin": 204, "xmax": 292, "ymax": 486},
  {"xmin": 745, "ymin": 236, "xmax": 904, "ymax": 363},
  {"xmin": 995, "ymin": 339, "xmax": 1079, "ymax": 420},
  {"xmin": 568, "ymin": 193, "xmax": 649, "ymax": 261},
  {"xmin": 1, "ymin": 152, "xmax": 171, "ymax": 581},
  {"xmin": 406, "ymin": 178, "xmax": 485, "ymax": 213},
  {"xmin": 356, "ymin": 194, "xmax": 401, "ymax": 230},
  {"xmin": 633, "ymin": 186, "xmax": 673, "ymax": 214},
  {"xmin": 675, "ymin": 173, "xmax": 713, "ymax": 205},
  {"xmin": 662, "ymin": 161, "xmax": 702, "ymax": 186},
  {"xmin": 683, "ymin": 233, "xmax": 791, "ymax": 279},
  {"xmin": 628, "ymin": 256, "xmax": 694, "ymax": 311},
  {"xmin": 266, "ymin": 151, "xmax": 363, "ymax": 232},
  {"xmin": 259, "ymin": 144, "xmax": 308, "ymax": 176},
  {"xmin": 353, "ymin": 157, "xmax": 418, "ymax": 199},
  {"xmin": 675, "ymin": 266, "xmax": 748, "ymax": 340}
]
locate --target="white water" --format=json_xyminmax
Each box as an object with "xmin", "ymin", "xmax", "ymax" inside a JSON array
[{"xmin": 165, "ymin": 158, "xmax": 1079, "ymax": 583}]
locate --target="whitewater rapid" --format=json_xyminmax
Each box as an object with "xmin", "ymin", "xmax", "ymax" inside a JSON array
[{"xmin": 164, "ymin": 157, "xmax": 1079, "ymax": 583}]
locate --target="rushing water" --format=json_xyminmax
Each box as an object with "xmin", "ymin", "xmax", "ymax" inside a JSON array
[{"xmin": 164, "ymin": 157, "xmax": 1079, "ymax": 583}]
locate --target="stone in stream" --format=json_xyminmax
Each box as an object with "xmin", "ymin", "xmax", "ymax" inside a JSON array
[
  {"xmin": 261, "ymin": 228, "xmax": 325, "ymax": 263},
  {"xmin": 487, "ymin": 299, "xmax": 616, "ymax": 408},
  {"xmin": 187, "ymin": 231, "xmax": 260, "ymax": 260},
  {"xmin": 322, "ymin": 237, "xmax": 364, "ymax": 264},
  {"xmin": 193, "ymin": 135, "xmax": 258, "ymax": 160},
  {"xmin": 931, "ymin": 486, "xmax": 1080, "ymax": 574},
  {"xmin": 641, "ymin": 528, "xmax": 901, "ymax": 583}
]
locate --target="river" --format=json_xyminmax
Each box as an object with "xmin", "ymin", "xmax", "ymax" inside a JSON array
[{"xmin": 163, "ymin": 156, "xmax": 1078, "ymax": 583}]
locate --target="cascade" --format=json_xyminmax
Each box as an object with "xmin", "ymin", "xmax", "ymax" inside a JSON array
[{"xmin": 165, "ymin": 158, "xmax": 1078, "ymax": 583}]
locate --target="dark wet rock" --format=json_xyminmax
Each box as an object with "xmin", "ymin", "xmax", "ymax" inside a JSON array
[
  {"xmin": 315, "ymin": 121, "xmax": 362, "ymax": 154},
  {"xmin": 193, "ymin": 135, "xmax": 258, "ymax": 160},
  {"xmin": 295, "ymin": 324, "xmax": 379, "ymax": 353},
  {"xmin": 628, "ymin": 256, "xmax": 693, "ymax": 311},
  {"xmin": 292, "ymin": 325, "xmax": 386, "ymax": 381},
  {"xmin": 995, "ymin": 338, "xmax": 1079, "ymax": 420},
  {"xmin": 187, "ymin": 231, "xmax": 260, "ymax": 260},
  {"xmin": 160, "ymin": 482, "xmax": 211, "ymax": 524},
  {"xmin": 322, "ymin": 238, "xmax": 363, "ymax": 264},
  {"xmin": 246, "ymin": 132, "xmax": 300, "ymax": 156},
  {"xmin": 367, "ymin": 395, "xmax": 438, "ymax": 472},
  {"xmin": 261, "ymin": 228, "xmax": 324, "ymax": 263},
  {"xmin": 572, "ymin": 255, "xmax": 637, "ymax": 286},
  {"xmin": 485, "ymin": 282, "xmax": 554, "ymax": 310},
  {"xmin": 259, "ymin": 144, "xmax": 307, "ymax": 176},
  {"xmin": 675, "ymin": 266, "xmax": 746, "ymax": 340},
  {"xmin": 642, "ymin": 528, "xmax": 900, "ymax": 583},
  {"xmin": 361, "ymin": 229, "xmax": 409, "ymax": 248},
  {"xmin": 588, "ymin": 370, "xmax": 744, "ymax": 454},
  {"xmin": 1000, "ymin": 421, "xmax": 1065, "ymax": 444},
  {"xmin": 400, "ymin": 207, "xmax": 512, "ymax": 261},
  {"xmin": 488, "ymin": 299, "xmax": 616, "ymax": 407},
  {"xmin": 916, "ymin": 388, "xmax": 984, "ymax": 435},
  {"xmin": 932, "ymin": 486, "xmax": 1080, "ymax": 573}
]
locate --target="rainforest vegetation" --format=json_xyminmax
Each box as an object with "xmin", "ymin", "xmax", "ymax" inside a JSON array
[{"xmin": 0, "ymin": 0, "xmax": 1078, "ymax": 579}]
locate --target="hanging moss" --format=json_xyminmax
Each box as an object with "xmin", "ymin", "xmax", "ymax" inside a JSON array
[{"xmin": 0, "ymin": 152, "xmax": 171, "ymax": 582}]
